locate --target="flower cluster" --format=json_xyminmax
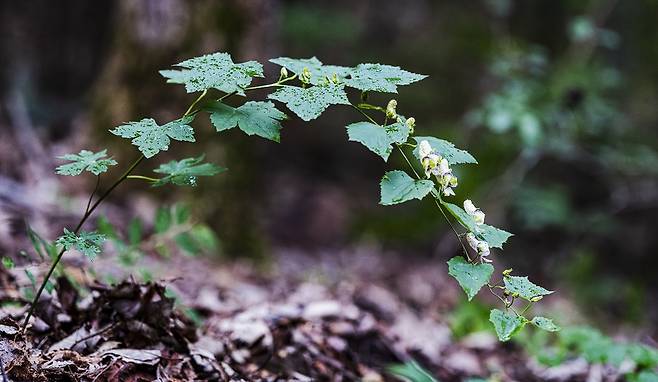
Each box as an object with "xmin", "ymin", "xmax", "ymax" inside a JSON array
[
  {"xmin": 418, "ymin": 140, "xmax": 458, "ymax": 196},
  {"xmin": 463, "ymin": 199, "xmax": 491, "ymax": 262}
]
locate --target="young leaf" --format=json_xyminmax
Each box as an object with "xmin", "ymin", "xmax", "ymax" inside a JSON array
[
  {"xmin": 489, "ymin": 308, "xmax": 526, "ymax": 341},
  {"xmin": 531, "ymin": 316, "xmax": 560, "ymax": 332},
  {"xmin": 56, "ymin": 149, "xmax": 117, "ymax": 176},
  {"xmin": 160, "ymin": 52, "xmax": 263, "ymax": 94},
  {"xmin": 268, "ymin": 83, "xmax": 350, "ymax": 121},
  {"xmin": 344, "ymin": 63, "xmax": 427, "ymax": 93},
  {"xmin": 269, "ymin": 57, "xmax": 351, "ymax": 85},
  {"xmin": 503, "ymin": 275, "xmax": 554, "ymax": 301},
  {"xmin": 380, "ymin": 170, "xmax": 434, "ymax": 205},
  {"xmin": 111, "ymin": 115, "xmax": 195, "ymax": 158},
  {"xmin": 152, "ymin": 156, "xmax": 226, "ymax": 187},
  {"xmin": 55, "ymin": 229, "xmax": 105, "ymax": 261},
  {"xmin": 387, "ymin": 361, "xmax": 438, "ymax": 382},
  {"xmin": 207, "ymin": 101, "xmax": 286, "ymax": 142},
  {"xmin": 447, "ymin": 256, "xmax": 494, "ymax": 301},
  {"xmin": 413, "ymin": 136, "xmax": 477, "ymax": 165}
]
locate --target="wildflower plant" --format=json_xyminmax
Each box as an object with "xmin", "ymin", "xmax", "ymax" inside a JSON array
[{"xmin": 22, "ymin": 51, "xmax": 559, "ymax": 341}]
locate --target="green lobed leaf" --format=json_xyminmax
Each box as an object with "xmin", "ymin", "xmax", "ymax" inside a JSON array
[
  {"xmin": 206, "ymin": 101, "xmax": 286, "ymax": 142},
  {"xmin": 55, "ymin": 229, "xmax": 105, "ymax": 261},
  {"xmin": 503, "ymin": 275, "xmax": 554, "ymax": 301},
  {"xmin": 56, "ymin": 149, "xmax": 118, "ymax": 176},
  {"xmin": 267, "ymin": 83, "xmax": 350, "ymax": 121},
  {"xmin": 447, "ymin": 256, "xmax": 494, "ymax": 301},
  {"xmin": 111, "ymin": 115, "xmax": 195, "ymax": 158},
  {"xmin": 153, "ymin": 155, "xmax": 226, "ymax": 187},
  {"xmin": 160, "ymin": 52, "xmax": 263, "ymax": 94},
  {"xmin": 413, "ymin": 136, "xmax": 477, "ymax": 165},
  {"xmin": 380, "ymin": 171, "xmax": 435, "ymax": 205},
  {"xmin": 489, "ymin": 308, "xmax": 527, "ymax": 342},
  {"xmin": 346, "ymin": 121, "xmax": 408, "ymax": 161},
  {"xmin": 269, "ymin": 57, "xmax": 351, "ymax": 85},
  {"xmin": 477, "ymin": 224, "xmax": 513, "ymax": 249},
  {"xmin": 531, "ymin": 316, "xmax": 560, "ymax": 332},
  {"xmin": 344, "ymin": 63, "xmax": 427, "ymax": 93},
  {"xmin": 387, "ymin": 361, "xmax": 438, "ymax": 382}
]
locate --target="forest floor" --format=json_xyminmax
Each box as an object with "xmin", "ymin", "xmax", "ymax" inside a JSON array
[{"xmin": 0, "ymin": 242, "xmax": 619, "ymax": 382}]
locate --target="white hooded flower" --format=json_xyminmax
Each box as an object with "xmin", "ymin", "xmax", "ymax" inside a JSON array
[
  {"xmin": 438, "ymin": 158, "xmax": 451, "ymax": 176},
  {"xmin": 463, "ymin": 199, "xmax": 485, "ymax": 225},
  {"xmin": 422, "ymin": 154, "xmax": 442, "ymax": 178},
  {"xmin": 419, "ymin": 140, "xmax": 433, "ymax": 159},
  {"xmin": 443, "ymin": 186, "xmax": 456, "ymax": 197},
  {"xmin": 477, "ymin": 241, "xmax": 491, "ymax": 259}
]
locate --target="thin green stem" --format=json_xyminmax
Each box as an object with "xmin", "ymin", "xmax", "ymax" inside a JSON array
[
  {"xmin": 488, "ymin": 287, "xmax": 509, "ymax": 306},
  {"xmin": 357, "ymin": 103, "xmax": 385, "ymax": 113},
  {"xmin": 22, "ymin": 155, "xmax": 145, "ymax": 331},
  {"xmin": 396, "ymin": 145, "xmax": 421, "ymax": 179},
  {"xmin": 245, "ymin": 74, "xmax": 297, "ymax": 91},
  {"xmin": 25, "ymin": 84, "xmax": 207, "ymax": 331},
  {"xmin": 218, "ymin": 91, "xmax": 237, "ymax": 102},
  {"xmin": 126, "ymin": 175, "xmax": 158, "ymax": 182},
  {"xmin": 433, "ymin": 197, "xmax": 471, "ymax": 261},
  {"xmin": 520, "ymin": 302, "xmax": 533, "ymax": 315},
  {"xmin": 350, "ymin": 104, "xmax": 378, "ymax": 125},
  {"xmin": 84, "ymin": 175, "xmax": 101, "ymax": 215},
  {"xmin": 183, "ymin": 89, "xmax": 208, "ymax": 116}
]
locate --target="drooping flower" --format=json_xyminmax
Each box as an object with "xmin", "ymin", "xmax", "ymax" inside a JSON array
[
  {"xmin": 418, "ymin": 140, "xmax": 458, "ymax": 196},
  {"xmin": 477, "ymin": 241, "xmax": 491, "ymax": 261},
  {"xmin": 466, "ymin": 232, "xmax": 491, "ymax": 262},
  {"xmin": 437, "ymin": 158, "xmax": 458, "ymax": 197},
  {"xmin": 386, "ymin": 99, "xmax": 398, "ymax": 119},
  {"xmin": 466, "ymin": 232, "xmax": 479, "ymax": 250},
  {"xmin": 406, "ymin": 117, "xmax": 416, "ymax": 134},
  {"xmin": 419, "ymin": 140, "xmax": 433, "ymax": 159},
  {"xmin": 463, "ymin": 199, "xmax": 485, "ymax": 225}
]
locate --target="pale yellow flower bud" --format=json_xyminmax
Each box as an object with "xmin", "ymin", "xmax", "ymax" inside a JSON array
[{"xmin": 386, "ymin": 99, "xmax": 398, "ymax": 119}]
